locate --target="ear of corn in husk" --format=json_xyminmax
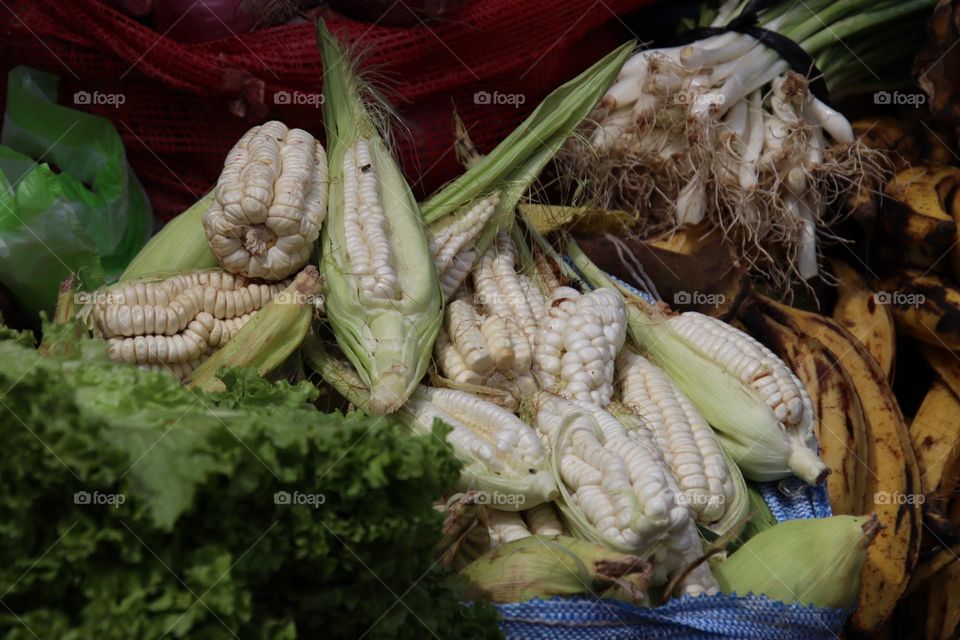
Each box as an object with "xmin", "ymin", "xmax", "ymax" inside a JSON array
[
  {"xmin": 532, "ymin": 392, "xmax": 687, "ymax": 555},
  {"xmin": 318, "ymin": 21, "xmax": 442, "ymax": 415},
  {"xmin": 406, "ymin": 386, "xmax": 557, "ymax": 510},
  {"xmin": 615, "ymin": 349, "xmax": 750, "ymax": 537},
  {"xmin": 121, "ymin": 191, "xmax": 219, "ymax": 281},
  {"xmin": 714, "ymin": 514, "xmax": 880, "ymax": 609},
  {"xmin": 424, "ymin": 41, "xmax": 635, "ymax": 299},
  {"xmin": 564, "ymin": 239, "xmax": 826, "ymax": 485},
  {"xmin": 460, "ymin": 534, "xmax": 652, "ymax": 606},
  {"xmin": 303, "ymin": 337, "xmax": 558, "ymax": 508},
  {"xmin": 186, "ymin": 266, "xmax": 322, "ymax": 392},
  {"xmin": 606, "ymin": 405, "xmax": 720, "ymax": 597}
]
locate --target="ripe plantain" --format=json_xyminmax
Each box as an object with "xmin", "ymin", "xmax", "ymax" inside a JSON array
[
  {"xmin": 921, "ymin": 346, "xmax": 960, "ymax": 509},
  {"xmin": 925, "ymin": 561, "xmax": 960, "ymax": 640},
  {"xmin": 831, "ymin": 259, "xmax": 896, "ymax": 379},
  {"xmin": 753, "ymin": 296, "xmax": 922, "ymax": 637},
  {"xmin": 879, "ymin": 166, "xmax": 960, "ymax": 270},
  {"xmin": 853, "ymin": 118, "xmax": 921, "ymax": 170},
  {"xmin": 909, "ymin": 380, "xmax": 960, "ymax": 502},
  {"xmin": 851, "ymin": 120, "xmax": 952, "ymax": 228},
  {"xmin": 923, "ymin": 345, "xmax": 960, "ymax": 397},
  {"xmin": 739, "ymin": 302, "xmax": 868, "ymax": 515},
  {"xmin": 906, "ymin": 542, "xmax": 960, "ymax": 597},
  {"xmin": 853, "ymin": 118, "xmax": 954, "ymax": 170},
  {"xmin": 878, "ymin": 270, "xmax": 960, "ymax": 350}
]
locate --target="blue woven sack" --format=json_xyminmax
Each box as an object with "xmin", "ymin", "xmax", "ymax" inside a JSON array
[{"xmin": 492, "ymin": 479, "xmax": 843, "ymax": 639}]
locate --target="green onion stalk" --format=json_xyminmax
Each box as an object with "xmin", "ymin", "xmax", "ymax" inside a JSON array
[{"xmin": 564, "ymin": 0, "xmax": 936, "ymax": 289}]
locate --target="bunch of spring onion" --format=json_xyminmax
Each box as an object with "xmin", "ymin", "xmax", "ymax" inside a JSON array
[{"xmin": 564, "ymin": 0, "xmax": 936, "ymax": 286}]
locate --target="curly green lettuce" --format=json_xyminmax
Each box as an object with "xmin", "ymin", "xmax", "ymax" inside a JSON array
[{"xmin": 0, "ymin": 335, "xmax": 500, "ymax": 639}]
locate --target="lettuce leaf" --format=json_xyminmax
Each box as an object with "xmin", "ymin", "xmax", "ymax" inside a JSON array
[{"xmin": 0, "ymin": 337, "xmax": 500, "ymax": 639}]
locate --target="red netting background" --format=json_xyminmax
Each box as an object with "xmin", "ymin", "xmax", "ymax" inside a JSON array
[{"xmin": 0, "ymin": 0, "xmax": 653, "ymax": 220}]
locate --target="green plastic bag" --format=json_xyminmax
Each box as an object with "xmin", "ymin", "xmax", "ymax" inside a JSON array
[{"xmin": 0, "ymin": 66, "xmax": 151, "ymax": 315}]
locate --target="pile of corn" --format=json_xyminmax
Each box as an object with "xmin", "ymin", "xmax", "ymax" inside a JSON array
[{"xmin": 68, "ymin": 22, "xmax": 883, "ymax": 622}]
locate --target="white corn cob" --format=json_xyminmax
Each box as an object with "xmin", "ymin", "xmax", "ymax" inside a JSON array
[
  {"xmin": 434, "ymin": 327, "xmax": 486, "ymax": 386},
  {"xmin": 485, "ymin": 370, "xmax": 539, "ymax": 399},
  {"xmin": 414, "ymin": 387, "xmax": 546, "ymax": 471},
  {"xmin": 91, "ymin": 275, "xmax": 284, "ymax": 337},
  {"xmin": 610, "ymin": 407, "xmax": 719, "ymax": 597},
  {"xmin": 86, "ymin": 270, "xmax": 282, "ymax": 377},
  {"xmin": 341, "ymin": 139, "xmax": 398, "ymax": 300},
  {"xmin": 439, "ymin": 250, "xmax": 477, "ymax": 301},
  {"xmin": 661, "ymin": 518, "xmax": 720, "ymax": 597},
  {"xmin": 429, "ymin": 194, "xmax": 499, "ymax": 298},
  {"xmin": 106, "ymin": 311, "xmax": 256, "ymax": 365},
  {"xmin": 533, "ymin": 287, "xmax": 627, "ymax": 405},
  {"xmin": 533, "ymin": 393, "xmax": 686, "ymax": 552},
  {"xmin": 523, "ymin": 503, "xmax": 566, "ymax": 536},
  {"xmin": 445, "ymin": 299, "xmax": 495, "ymax": 374},
  {"xmin": 203, "ymin": 121, "xmax": 327, "ymax": 281},
  {"xmin": 406, "ymin": 387, "xmax": 556, "ymax": 509},
  {"xmin": 474, "ymin": 233, "xmax": 543, "ymax": 342},
  {"xmin": 618, "ymin": 350, "xmax": 734, "ymax": 525},
  {"xmin": 488, "ymin": 509, "xmax": 532, "ymax": 548},
  {"xmin": 94, "ymin": 286, "xmax": 204, "ymax": 338},
  {"xmin": 433, "ymin": 236, "xmax": 545, "ymax": 401},
  {"xmin": 667, "ymin": 312, "xmax": 815, "ymax": 442}
]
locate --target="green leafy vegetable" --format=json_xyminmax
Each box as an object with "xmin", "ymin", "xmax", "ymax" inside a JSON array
[{"xmin": 0, "ymin": 335, "xmax": 501, "ymax": 639}]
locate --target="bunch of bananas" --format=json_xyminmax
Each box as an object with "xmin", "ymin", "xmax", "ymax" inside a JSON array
[
  {"xmin": 834, "ymin": 119, "xmax": 960, "ymax": 640},
  {"xmin": 730, "ymin": 119, "xmax": 960, "ymax": 638}
]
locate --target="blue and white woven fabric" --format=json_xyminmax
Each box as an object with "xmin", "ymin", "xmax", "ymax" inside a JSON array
[
  {"xmin": 495, "ymin": 592, "xmax": 848, "ymax": 639},
  {"xmin": 491, "ymin": 480, "xmax": 842, "ymax": 639}
]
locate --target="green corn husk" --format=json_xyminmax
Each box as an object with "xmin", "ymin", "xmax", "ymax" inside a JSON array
[
  {"xmin": 421, "ymin": 41, "xmax": 635, "ymax": 224},
  {"xmin": 318, "ymin": 21, "xmax": 442, "ymax": 415},
  {"xmin": 186, "ymin": 266, "xmax": 321, "ymax": 392},
  {"xmin": 728, "ymin": 486, "xmax": 777, "ymax": 551},
  {"xmin": 121, "ymin": 191, "xmax": 218, "ymax": 281},
  {"xmin": 39, "ymin": 276, "xmax": 85, "ymax": 357},
  {"xmin": 714, "ymin": 514, "xmax": 880, "ymax": 609},
  {"xmin": 460, "ymin": 535, "xmax": 651, "ymax": 606},
  {"xmin": 564, "ymin": 238, "xmax": 826, "ymax": 485},
  {"xmin": 423, "ymin": 42, "xmax": 634, "ymax": 290},
  {"xmin": 435, "ymin": 495, "xmax": 491, "ymax": 571},
  {"xmin": 302, "ymin": 330, "xmax": 371, "ymax": 410}
]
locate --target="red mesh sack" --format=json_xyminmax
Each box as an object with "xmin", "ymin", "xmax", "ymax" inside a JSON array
[{"xmin": 1, "ymin": 0, "xmax": 654, "ymax": 220}]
